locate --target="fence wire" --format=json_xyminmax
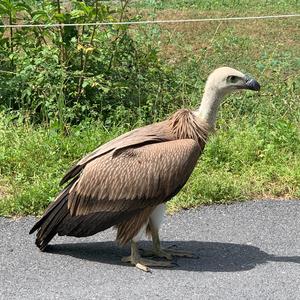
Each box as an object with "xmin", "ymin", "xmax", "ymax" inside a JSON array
[{"xmin": 0, "ymin": 13, "xmax": 299, "ymax": 28}]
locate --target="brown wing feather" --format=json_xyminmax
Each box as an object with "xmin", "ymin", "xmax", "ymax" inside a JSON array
[
  {"xmin": 67, "ymin": 139, "xmax": 201, "ymax": 217},
  {"xmin": 60, "ymin": 121, "xmax": 174, "ymax": 185}
]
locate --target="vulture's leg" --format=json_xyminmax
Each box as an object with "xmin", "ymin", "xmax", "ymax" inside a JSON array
[
  {"xmin": 142, "ymin": 204, "xmax": 196, "ymax": 259},
  {"xmin": 121, "ymin": 240, "xmax": 173, "ymax": 272},
  {"xmin": 148, "ymin": 225, "xmax": 196, "ymax": 258}
]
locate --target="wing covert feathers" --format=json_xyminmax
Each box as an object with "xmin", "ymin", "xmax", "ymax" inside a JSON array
[
  {"xmin": 60, "ymin": 122, "xmax": 172, "ymax": 185},
  {"xmin": 61, "ymin": 109, "xmax": 208, "ymax": 185},
  {"xmin": 67, "ymin": 139, "xmax": 201, "ymax": 217}
]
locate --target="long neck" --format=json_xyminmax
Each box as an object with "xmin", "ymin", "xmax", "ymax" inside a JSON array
[{"xmin": 194, "ymin": 85, "xmax": 224, "ymax": 129}]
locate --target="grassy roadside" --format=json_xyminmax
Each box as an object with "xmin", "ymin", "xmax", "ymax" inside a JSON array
[
  {"xmin": 0, "ymin": 116, "xmax": 126, "ymax": 216},
  {"xmin": 1, "ymin": 112, "xmax": 300, "ymax": 216},
  {"xmin": 133, "ymin": 0, "xmax": 299, "ymax": 13},
  {"xmin": 0, "ymin": 1, "xmax": 300, "ymax": 216}
]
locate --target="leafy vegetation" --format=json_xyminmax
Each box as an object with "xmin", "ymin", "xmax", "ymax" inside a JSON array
[
  {"xmin": 0, "ymin": 0, "xmax": 181, "ymax": 127},
  {"xmin": 0, "ymin": 112, "xmax": 124, "ymax": 215},
  {"xmin": 0, "ymin": 0, "xmax": 299, "ymax": 216}
]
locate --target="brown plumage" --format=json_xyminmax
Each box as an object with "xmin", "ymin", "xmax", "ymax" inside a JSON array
[
  {"xmin": 30, "ymin": 67, "xmax": 260, "ymax": 271},
  {"xmin": 30, "ymin": 109, "xmax": 208, "ymax": 249}
]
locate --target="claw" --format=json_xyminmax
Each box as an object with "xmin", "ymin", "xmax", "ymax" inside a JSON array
[
  {"xmin": 136, "ymin": 262, "xmax": 150, "ymax": 272},
  {"xmin": 122, "ymin": 255, "xmax": 174, "ymax": 271},
  {"xmin": 122, "ymin": 241, "xmax": 175, "ymax": 272}
]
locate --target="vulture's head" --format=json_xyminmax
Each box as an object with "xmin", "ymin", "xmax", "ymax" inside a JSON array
[
  {"xmin": 197, "ymin": 66, "xmax": 260, "ymax": 127},
  {"xmin": 206, "ymin": 66, "xmax": 260, "ymax": 96}
]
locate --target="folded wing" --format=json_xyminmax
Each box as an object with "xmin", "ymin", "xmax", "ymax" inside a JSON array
[{"xmin": 68, "ymin": 139, "xmax": 201, "ymax": 216}]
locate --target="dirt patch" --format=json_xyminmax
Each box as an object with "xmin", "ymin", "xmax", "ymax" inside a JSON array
[
  {"xmin": 0, "ymin": 185, "xmax": 10, "ymax": 199},
  {"xmin": 135, "ymin": 9, "xmax": 300, "ymax": 62}
]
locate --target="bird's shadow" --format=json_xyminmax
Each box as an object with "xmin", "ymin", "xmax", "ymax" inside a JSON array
[{"xmin": 46, "ymin": 240, "xmax": 300, "ymax": 272}]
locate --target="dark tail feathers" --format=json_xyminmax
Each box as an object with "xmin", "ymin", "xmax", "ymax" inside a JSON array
[{"xmin": 29, "ymin": 178, "xmax": 77, "ymax": 251}]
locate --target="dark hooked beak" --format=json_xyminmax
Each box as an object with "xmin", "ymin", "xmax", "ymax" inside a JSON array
[{"xmin": 244, "ymin": 76, "xmax": 261, "ymax": 91}]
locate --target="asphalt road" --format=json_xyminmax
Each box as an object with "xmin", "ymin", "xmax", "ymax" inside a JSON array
[{"xmin": 1, "ymin": 200, "xmax": 299, "ymax": 300}]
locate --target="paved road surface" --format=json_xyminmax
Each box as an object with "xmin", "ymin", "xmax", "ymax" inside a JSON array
[{"xmin": 1, "ymin": 200, "xmax": 299, "ymax": 299}]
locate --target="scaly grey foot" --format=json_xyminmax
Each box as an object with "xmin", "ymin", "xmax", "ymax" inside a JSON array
[
  {"xmin": 140, "ymin": 248, "xmax": 173, "ymax": 260},
  {"xmin": 148, "ymin": 225, "xmax": 197, "ymax": 260},
  {"xmin": 141, "ymin": 248, "xmax": 197, "ymax": 259},
  {"xmin": 121, "ymin": 255, "xmax": 174, "ymax": 272}
]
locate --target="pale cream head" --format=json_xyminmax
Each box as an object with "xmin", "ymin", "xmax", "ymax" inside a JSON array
[
  {"xmin": 205, "ymin": 66, "xmax": 260, "ymax": 96},
  {"xmin": 196, "ymin": 66, "xmax": 260, "ymax": 129}
]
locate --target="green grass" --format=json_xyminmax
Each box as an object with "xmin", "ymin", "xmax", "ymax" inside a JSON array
[
  {"xmin": 133, "ymin": 0, "xmax": 300, "ymax": 13},
  {"xmin": 0, "ymin": 0, "xmax": 300, "ymax": 216},
  {"xmin": 0, "ymin": 116, "xmax": 126, "ymax": 216},
  {"xmin": 1, "ymin": 112, "xmax": 300, "ymax": 216},
  {"xmin": 169, "ymin": 119, "xmax": 300, "ymax": 212}
]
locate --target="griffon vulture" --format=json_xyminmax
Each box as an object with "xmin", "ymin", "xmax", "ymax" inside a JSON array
[{"xmin": 30, "ymin": 67, "xmax": 260, "ymax": 272}]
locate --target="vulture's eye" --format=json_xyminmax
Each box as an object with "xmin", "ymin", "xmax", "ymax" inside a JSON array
[{"xmin": 227, "ymin": 75, "xmax": 239, "ymax": 84}]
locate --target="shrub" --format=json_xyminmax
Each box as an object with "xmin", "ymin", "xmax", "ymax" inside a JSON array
[{"xmin": 0, "ymin": 0, "xmax": 182, "ymax": 126}]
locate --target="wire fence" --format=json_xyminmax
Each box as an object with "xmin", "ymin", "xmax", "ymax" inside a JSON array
[{"xmin": 0, "ymin": 13, "xmax": 299, "ymax": 28}]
